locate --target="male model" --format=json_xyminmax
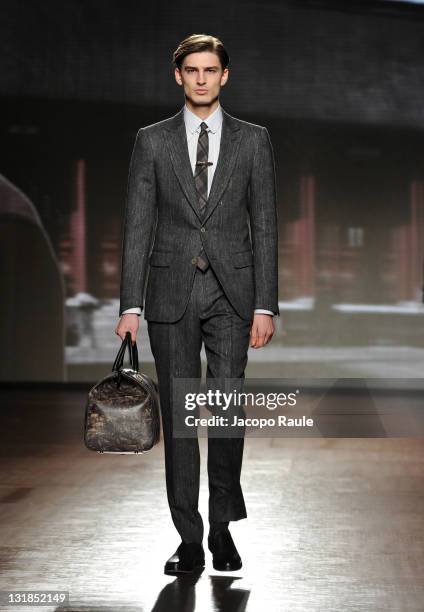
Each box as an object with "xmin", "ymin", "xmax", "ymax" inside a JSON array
[{"xmin": 116, "ymin": 33, "xmax": 279, "ymax": 574}]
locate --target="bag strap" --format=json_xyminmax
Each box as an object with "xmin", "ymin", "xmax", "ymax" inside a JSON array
[{"xmin": 112, "ymin": 332, "xmax": 139, "ymax": 372}]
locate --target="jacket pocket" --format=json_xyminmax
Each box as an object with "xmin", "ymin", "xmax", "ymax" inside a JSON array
[
  {"xmin": 233, "ymin": 250, "xmax": 254, "ymax": 268},
  {"xmin": 149, "ymin": 251, "xmax": 172, "ymax": 267}
]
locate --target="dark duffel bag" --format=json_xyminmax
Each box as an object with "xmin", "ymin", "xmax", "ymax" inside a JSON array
[{"xmin": 84, "ymin": 331, "xmax": 161, "ymax": 454}]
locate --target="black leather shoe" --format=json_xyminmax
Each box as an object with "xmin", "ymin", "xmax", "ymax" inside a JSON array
[
  {"xmin": 164, "ymin": 541, "xmax": 205, "ymax": 575},
  {"xmin": 208, "ymin": 530, "xmax": 242, "ymax": 571}
]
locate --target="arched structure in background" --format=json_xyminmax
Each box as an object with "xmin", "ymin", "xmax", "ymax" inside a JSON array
[{"xmin": 0, "ymin": 174, "xmax": 65, "ymax": 381}]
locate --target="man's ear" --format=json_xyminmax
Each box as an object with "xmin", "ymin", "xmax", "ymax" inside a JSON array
[
  {"xmin": 174, "ymin": 67, "xmax": 182, "ymax": 86},
  {"xmin": 221, "ymin": 68, "xmax": 229, "ymax": 87}
]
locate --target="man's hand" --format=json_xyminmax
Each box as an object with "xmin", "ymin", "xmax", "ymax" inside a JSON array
[
  {"xmin": 115, "ymin": 313, "xmax": 140, "ymax": 344},
  {"xmin": 250, "ymin": 313, "xmax": 275, "ymax": 348}
]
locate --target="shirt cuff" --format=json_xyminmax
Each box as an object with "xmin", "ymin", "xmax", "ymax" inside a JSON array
[
  {"xmin": 122, "ymin": 307, "xmax": 273, "ymax": 317},
  {"xmin": 122, "ymin": 307, "xmax": 142, "ymax": 316}
]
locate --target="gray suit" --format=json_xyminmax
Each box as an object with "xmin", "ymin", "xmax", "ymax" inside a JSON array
[
  {"xmin": 119, "ymin": 105, "xmax": 279, "ymax": 543},
  {"xmin": 119, "ymin": 105, "xmax": 279, "ymax": 320}
]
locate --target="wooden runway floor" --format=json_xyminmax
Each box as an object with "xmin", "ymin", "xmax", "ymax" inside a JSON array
[{"xmin": 0, "ymin": 388, "xmax": 423, "ymax": 612}]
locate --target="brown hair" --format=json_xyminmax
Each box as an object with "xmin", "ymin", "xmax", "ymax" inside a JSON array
[{"xmin": 172, "ymin": 34, "xmax": 230, "ymax": 71}]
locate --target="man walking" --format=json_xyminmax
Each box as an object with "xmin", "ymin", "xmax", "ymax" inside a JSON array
[{"xmin": 116, "ymin": 33, "xmax": 279, "ymax": 574}]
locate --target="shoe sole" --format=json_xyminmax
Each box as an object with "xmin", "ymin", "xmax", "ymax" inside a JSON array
[
  {"xmin": 164, "ymin": 560, "xmax": 205, "ymax": 575},
  {"xmin": 212, "ymin": 559, "xmax": 242, "ymax": 571}
]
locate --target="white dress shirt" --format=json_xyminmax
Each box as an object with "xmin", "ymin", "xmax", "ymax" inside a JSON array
[{"xmin": 122, "ymin": 103, "xmax": 274, "ymax": 317}]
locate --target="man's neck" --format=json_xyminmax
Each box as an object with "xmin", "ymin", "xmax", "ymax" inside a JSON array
[{"xmin": 185, "ymin": 98, "xmax": 220, "ymax": 120}]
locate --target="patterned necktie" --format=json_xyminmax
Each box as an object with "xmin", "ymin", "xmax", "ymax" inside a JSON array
[{"xmin": 194, "ymin": 121, "xmax": 210, "ymax": 271}]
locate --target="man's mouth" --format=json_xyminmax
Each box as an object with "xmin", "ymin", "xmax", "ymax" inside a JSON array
[{"xmin": 195, "ymin": 89, "xmax": 208, "ymax": 94}]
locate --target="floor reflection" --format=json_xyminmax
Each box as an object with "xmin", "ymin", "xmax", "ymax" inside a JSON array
[
  {"xmin": 208, "ymin": 577, "xmax": 250, "ymax": 612},
  {"xmin": 151, "ymin": 572, "xmax": 250, "ymax": 612},
  {"xmin": 151, "ymin": 569, "xmax": 203, "ymax": 612}
]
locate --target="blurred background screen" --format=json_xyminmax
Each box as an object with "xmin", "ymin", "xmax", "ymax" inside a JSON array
[{"xmin": 1, "ymin": 0, "xmax": 424, "ymax": 383}]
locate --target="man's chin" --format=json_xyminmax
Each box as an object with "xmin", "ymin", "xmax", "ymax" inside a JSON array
[{"xmin": 187, "ymin": 93, "xmax": 218, "ymax": 107}]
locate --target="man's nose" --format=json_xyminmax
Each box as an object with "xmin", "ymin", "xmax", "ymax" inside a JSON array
[{"xmin": 197, "ymin": 71, "xmax": 207, "ymax": 84}]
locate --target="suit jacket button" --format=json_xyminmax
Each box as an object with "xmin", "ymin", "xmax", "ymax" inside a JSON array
[
  {"xmin": 191, "ymin": 257, "xmax": 198, "ymax": 264},
  {"xmin": 200, "ymin": 227, "xmax": 206, "ymax": 233}
]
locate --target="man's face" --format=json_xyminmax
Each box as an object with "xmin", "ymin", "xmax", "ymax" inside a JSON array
[{"xmin": 175, "ymin": 51, "xmax": 228, "ymax": 107}]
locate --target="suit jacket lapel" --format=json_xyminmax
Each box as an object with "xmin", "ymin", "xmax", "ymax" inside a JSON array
[
  {"xmin": 164, "ymin": 107, "xmax": 200, "ymax": 221},
  {"xmin": 164, "ymin": 106, "xmax": 242, "ymax": 224},
  {"xmin": 203, "ymin": 109, "xmax": 242, "ymax": 224}
]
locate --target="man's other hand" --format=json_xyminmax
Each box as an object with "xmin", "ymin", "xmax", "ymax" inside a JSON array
[
  {"xmin": 250, "ymin": 313, "xmax": 275, "ymax": 348},
  {"xmin": 115, "ymin": 313, "xmax": 140, "ymax": 344}
]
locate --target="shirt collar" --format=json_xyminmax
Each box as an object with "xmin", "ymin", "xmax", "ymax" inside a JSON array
[{"xmin": 184, "ymin": 103, "xmax": 222, "ymax": 135}]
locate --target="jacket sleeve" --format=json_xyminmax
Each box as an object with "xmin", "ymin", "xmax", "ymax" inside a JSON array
[
  {"xmin": 248, "ymin": 126, "xmax": 280, "ymax": 316},
  {"xmin": 119, "ymin": 128, "xmax": 157, "ymax": 316}
]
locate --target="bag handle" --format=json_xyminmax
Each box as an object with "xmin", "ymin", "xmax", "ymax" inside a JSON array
[{"xmin": 112, "ymin": 331, "xmax": 139, "ymax": 372}]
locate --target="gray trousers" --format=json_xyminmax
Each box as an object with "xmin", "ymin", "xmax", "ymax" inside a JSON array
[{"xmin": 147, "ymin": 265, "xmax": 252, "ymax": 544}]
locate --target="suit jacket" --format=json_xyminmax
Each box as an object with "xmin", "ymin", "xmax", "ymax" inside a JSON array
[{"xmin": 119, "ymin": 105, "xmax": 279, "ymax": 322}]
